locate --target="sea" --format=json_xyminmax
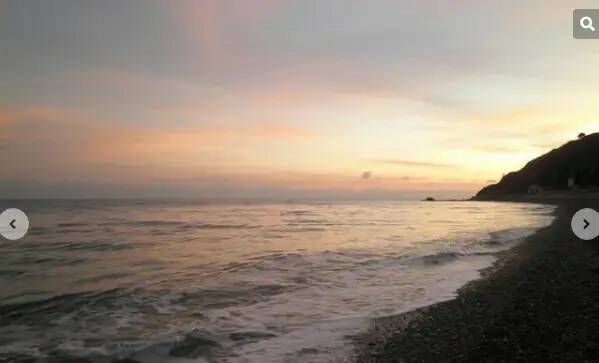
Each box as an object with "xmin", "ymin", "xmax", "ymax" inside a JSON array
[{"xmin": 0, "ymin": 200, "xmax": 555, "ymax": 363}]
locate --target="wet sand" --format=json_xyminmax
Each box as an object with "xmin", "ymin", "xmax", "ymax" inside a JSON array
[{"xmin": 355, "ymin": 201, "xmax": 599, "ymax": 362}]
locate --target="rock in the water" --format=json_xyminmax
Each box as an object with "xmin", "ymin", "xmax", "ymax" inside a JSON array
[
  {"xmin": 229, "ymin": 331, "xmax": 277, "ymax": 341},
  {"xmin": 169, "ymin": 329, "xmax": 221, "ymax": 358}
]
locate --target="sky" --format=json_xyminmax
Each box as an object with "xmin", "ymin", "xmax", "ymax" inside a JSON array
[{"xmin": 1, "ymin": 0, "xmax": 599, "ymax": 200}]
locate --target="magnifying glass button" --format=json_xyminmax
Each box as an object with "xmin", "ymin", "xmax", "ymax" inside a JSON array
[
  {"xmin": 574, "ymin": 9, "xmax": 599, "ymax": 39},
  {"xmin": 581, "ymin": 16, "xmax": 596, "ymax": 31}
]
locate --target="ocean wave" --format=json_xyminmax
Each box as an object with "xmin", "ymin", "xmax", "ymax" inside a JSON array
[
  {"xmin": 97, "ymin": 220, "xmax": 261, "ymax": 230},
  {"xmin": 0, "ymin": 289, "xmax": 125, "ymax": 323},
  {"xmin": 181, "ymin": 223, "xmax": 260, "ymax": 230},
  {"xmin": 57, "ymin": 222, "xmax": 90, "ymax": 227},
  {"xmin": 48, "ymin": 240, "xmax": 135, "ymax": 252},
  {"xmin": 407, "ymin": 251, "xmax": 465, "ymax": 265},
  {"xmin": 280, "ymin": 210, "xmax": 318, "ymax": 216},
  {"xmin": 0, "ymin": 269, "xmax": 25, "ymax": 279},
  {"xmin": 485, "ymin": 227, "xmax": 537, "ymax": 246}
]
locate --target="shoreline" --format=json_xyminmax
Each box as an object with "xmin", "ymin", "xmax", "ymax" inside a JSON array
[{"xmin": 354, "ymin": 200, "xmax": 599, "ymax": 362}]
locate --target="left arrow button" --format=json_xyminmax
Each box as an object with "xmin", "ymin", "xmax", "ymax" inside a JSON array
[{"xmin": 0, "ymin": 209, "xmax": 29, "ymax": 240}]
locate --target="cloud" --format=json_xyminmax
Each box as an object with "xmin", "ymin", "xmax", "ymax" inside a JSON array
[
  {"xmin": 373, "ymin": 159, "xmax": 457, "ymax": 169},
  {"xmin": 459, "ymin": 145, "xmax": 521, "ymax": 154},
  {"xmin": 0, "ymin": 105, "xmax": 484, "ymax": 199},
  {"xmin": 0, "ymin": 106, "xmax": 316, "ymax": 183}
]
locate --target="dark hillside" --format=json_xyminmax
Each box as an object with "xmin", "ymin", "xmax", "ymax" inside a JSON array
[{"xmin": 476, "ymin": 133, "xmax": 599, "ymax": 198}]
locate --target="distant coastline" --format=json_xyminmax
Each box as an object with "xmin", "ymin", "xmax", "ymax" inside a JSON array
[{"xmin": 474, "ymin": 133, "xmax": 599, "ymax": 201}]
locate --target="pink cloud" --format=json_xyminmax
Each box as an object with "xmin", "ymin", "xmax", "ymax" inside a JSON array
[{"xmin": 0, "ymin": 106, "xmax": 316, "ymax": 181}]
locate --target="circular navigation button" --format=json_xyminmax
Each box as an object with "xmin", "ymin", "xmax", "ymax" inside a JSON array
[
  {"xmin": 571, "ymin": 208, "xmax": 599, "ymax": 241},
  {"xmin": 0, "ymin": 208, "xmax": 29, "ymax": 241}
]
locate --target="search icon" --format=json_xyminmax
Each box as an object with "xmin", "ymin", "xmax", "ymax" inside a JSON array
[
  {"xmin": 581, "ymin": 16, "xmax": 596, "ymax": 31},
  {"xmin": 574, "ymin": 9, "xmax": 599, "ymax": 39}
]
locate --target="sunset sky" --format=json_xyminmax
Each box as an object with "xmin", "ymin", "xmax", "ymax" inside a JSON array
[{"xmin": 1, "ymin": 0, "xmax": 599, "ymax": 199}]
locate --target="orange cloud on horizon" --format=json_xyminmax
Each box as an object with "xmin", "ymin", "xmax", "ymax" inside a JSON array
[{"xmin": 0, "ymin": 105, "xmax": 489, "ymax": 197}]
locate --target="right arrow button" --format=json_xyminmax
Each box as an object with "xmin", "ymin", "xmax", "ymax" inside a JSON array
[{"xmin": 572, "ymin": 208, "xmax": 599, "ymax": 240}]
